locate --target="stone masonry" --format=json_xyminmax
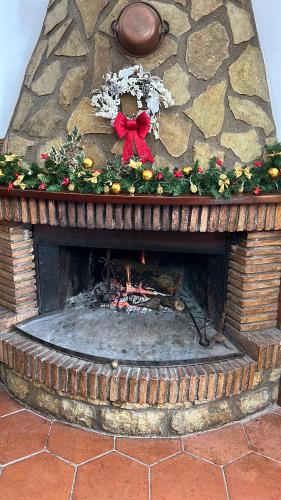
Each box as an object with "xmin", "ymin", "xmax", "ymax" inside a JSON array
[{"xmin": 4, "ymin": 0, "xmax": 276, "ymax": 168}]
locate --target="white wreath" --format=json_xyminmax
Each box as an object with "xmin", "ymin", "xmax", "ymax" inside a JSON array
[{"xmin": 91, "ymin": 65, "xmax": 174, "ymax": 139}]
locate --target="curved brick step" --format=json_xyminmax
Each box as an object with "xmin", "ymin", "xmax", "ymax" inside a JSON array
[
  {"xmin": 0, "ymin": 331, "xmax": 257, "ymax": 405},
  {"xmin": 1, "ymin": 331, "xmax": 280, "ymax": 436}
]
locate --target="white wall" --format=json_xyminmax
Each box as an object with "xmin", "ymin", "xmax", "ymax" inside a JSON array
[
  {"xmin": 252, "ymin": 0, "xmax": 281, "ymax": 139},
  {"xmin": 0, "ymin": 0, "xmax": 280, "ymax": 138},
  {"xmin": 0, "ymin": 0, "xmax": 48, "ymax": 137}
]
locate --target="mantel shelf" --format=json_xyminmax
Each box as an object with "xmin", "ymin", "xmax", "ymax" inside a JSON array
[
  {"xmin": 1, "ymin": 187, "xmax": 281, "ymax": 232},
  {"xmin": 1, "ymin": 187, "xmax": 281, "ymax": 206}
]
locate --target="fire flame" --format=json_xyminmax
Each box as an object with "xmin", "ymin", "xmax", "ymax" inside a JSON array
[
  {"xmin": 125, "ymin": 264, "xmax": 131, "ymax": 287},
  {"xmin": 140, "ymin": 250, "xmax": 146, "ymax": 265},
  {"xmin": 124, "ymin": 253, "xmax": 148, "ymax": 295}
]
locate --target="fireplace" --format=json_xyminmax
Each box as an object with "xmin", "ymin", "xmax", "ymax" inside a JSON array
[
  {"xmin": 0, "ymin": 194, "xmax": 280, "ymax": 435},
  {"xmin": 15, "ymin": 225, "xmax": 243, "ymax": 365}
]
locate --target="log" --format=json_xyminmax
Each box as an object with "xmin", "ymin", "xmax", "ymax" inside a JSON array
[
  {"xmin": 128, "ymin": 295, "xmax": 178, "ymax": 310},
  {"xmin": 111, "ymin": 259, "xmax": 183, "ymax": 295},
  {"xmin": 136, "ymin": 297, "xmax": 161, "ymax": 310}
]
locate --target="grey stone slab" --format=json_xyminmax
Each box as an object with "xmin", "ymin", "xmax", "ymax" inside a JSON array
[{"xmin": 17, "ymin": 307, "xmax": 242, "ymax": 366}]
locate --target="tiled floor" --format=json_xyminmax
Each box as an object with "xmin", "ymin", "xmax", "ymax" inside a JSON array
[{"xmin": 0, "ymin": 383, "xmax": 281, "ymax": 499}]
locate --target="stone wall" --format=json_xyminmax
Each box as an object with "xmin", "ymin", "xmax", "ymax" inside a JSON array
[{"xmin": 4, "ymin": 0, "xmax": 277, "ymax": 168}]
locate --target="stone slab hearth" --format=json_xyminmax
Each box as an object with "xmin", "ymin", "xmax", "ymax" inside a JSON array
[{"xmin": 16, "ymin": 307, "xmax": 241, "ymax": 365}]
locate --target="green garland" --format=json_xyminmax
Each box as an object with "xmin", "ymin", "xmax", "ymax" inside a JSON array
[{"xmin": 1, "ymin": 128, "xmax": 281, "ymax": 199}]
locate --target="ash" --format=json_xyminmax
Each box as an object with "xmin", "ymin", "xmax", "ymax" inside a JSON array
[{"xmin": 66, "ymin": 277, "xmax": 203, "ymax": 316}]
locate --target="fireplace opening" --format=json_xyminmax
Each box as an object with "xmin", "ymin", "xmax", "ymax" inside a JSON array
[{"xmin": 16, "ymin": 227, "xmax": 243, "ymax": 365}]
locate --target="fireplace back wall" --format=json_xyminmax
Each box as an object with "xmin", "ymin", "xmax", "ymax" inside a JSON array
[{"xmin": 34, "ymin": 225, "xmax": 228, "ymax": 317}]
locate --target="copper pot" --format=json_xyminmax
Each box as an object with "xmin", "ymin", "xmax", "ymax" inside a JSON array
[{"xmin": 111, "ymin": 2, "xmax": 169, "ymax": 57}]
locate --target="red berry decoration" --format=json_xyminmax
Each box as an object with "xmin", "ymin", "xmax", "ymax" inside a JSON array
[
  {"xmin": 174, "ymin": 170, "xmax": 184, "ymax": 178},
  {"xmin": 61, "ymin": 177, "xmax": 70, "ymax": 186},
  {"xmin": 155, "ymin": 172, "xmax": 164, "ymax": 180}
]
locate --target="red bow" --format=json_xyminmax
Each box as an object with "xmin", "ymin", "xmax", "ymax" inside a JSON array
[{"xmin": 114, "ymin": 111, "xmax": 154, "ymax": 164}]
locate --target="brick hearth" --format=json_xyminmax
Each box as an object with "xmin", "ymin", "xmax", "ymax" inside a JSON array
[{"xmin": 0, "ymin": 331, "xmax": 258, "ymax": 404}]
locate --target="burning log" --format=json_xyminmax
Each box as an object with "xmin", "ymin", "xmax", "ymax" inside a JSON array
[
  {"xmin": 136, "ymin": 297, "xmax": 161, "ymax": 310},
  {"xmin": 128, "ymin": 295, "xmax": 178, "ymax": 310},
  {"xmin": 111, "ymin": 259, "xmax": 183, "ymax": 296}
]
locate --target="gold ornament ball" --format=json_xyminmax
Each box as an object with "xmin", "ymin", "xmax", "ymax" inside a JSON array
[
  {"xmin": 83, "ymin": 157, "xmax": 94, "ymax": 169},
  {"xmin": 111, "ymin": 182, "xmax": 121, "ymax": 194},
  {"xmin": 268, "ymin": 167, "xmax": 279, "ymax": 179},
  {"xmin": 128, "ymin": 185, "xmax": 135, "ymax": 195},
  {"xmin": 111, "ymin": 359, "xmax": 119, "ymax": 369},
  {"xmin": 68, "ymin": 183, "xmax": 75, "ymax": 192},
  {"xmin": 103, "ymin": 185, "xmax": 110, "ymax": 194},
  {"xmin": 142, "ymin": 169, "xmax": 153, "ymax": 181},
  {"xmin": 182, "ymin": 166, "xmax": 192, "ymax": 176}
]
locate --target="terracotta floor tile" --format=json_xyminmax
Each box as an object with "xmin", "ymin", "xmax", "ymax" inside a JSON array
[
  {"xmin": 183, "ymin": 423, "xmax": 250, "ymax": 465},
  {"xmin": 0, "ymin": 384, "xmax": 280, "ymax": 500},
  {"xmin": 0, "ymin": 452, "xmax": 74, "ymax": 500},
  {"xmin": 225, "ymin": 452, "xmax": 281, "ymax": 500},
  {"xmin": 73, "ymin": 452, "xmax": 148, "ymax": 500},
  {"xmin": 151, "ymin": 453, "xmax": 226, "ymax": 500},
  {"xmin": 116, "ymin": 437, "xmax": 181, "ymax": 464},
  {"xmin": 0, "ymin": 383, "xmax": 23, "ymax": 416},
  {"xmin": 244, "ymin": 413, "xmax": 281, "ymax": 461},
  {"xmin": 47, "ymin": 421, "xmax": 114, "ymax": 463},
  {"xmin": 0, "ymin": 410, "xmax": 50, "ymax": 464}
]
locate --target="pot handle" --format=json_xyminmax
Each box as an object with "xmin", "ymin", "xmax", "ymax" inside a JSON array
[
  {"xmin": 162, "ymin": 20, "xmax": 169, "ymax": 35},
  {"xmin": 111, "ymin": 20, "xmax": 117, "ymax": 32}
]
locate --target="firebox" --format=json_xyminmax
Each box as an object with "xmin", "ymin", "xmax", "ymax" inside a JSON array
[{"xmin": 16, "ymin": 225, "xmax": 243, "ymax": 365}]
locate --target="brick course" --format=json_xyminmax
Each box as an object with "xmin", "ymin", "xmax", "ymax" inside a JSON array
[
  {"xmin": 0, "ymin": 223, "xmax": 38, "ymax": 317},
  {"xmin": 226, "ymin": 231, "xmax": 281, "ymax": 332}
]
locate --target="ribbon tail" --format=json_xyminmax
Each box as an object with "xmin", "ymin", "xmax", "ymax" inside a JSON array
[
  {"xmin": 114, "ymin": 112, "xmax": 127, "ymax": 139},
  {"xmin": 133, "ymin": 132, "xmax": 154, "ymax": 163},
  {"xmin": 122, "ymin": 131, "xmax": 134, "ymax": 163}
]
